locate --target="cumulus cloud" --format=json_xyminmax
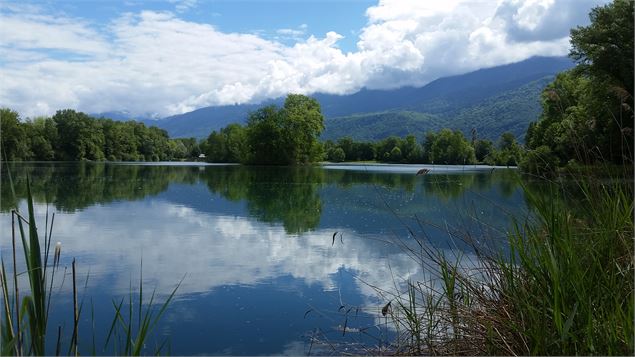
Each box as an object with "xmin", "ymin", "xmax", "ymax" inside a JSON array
[{"xmin": 0, "ymin": 0, "xmax": 608, "ymax": 118}]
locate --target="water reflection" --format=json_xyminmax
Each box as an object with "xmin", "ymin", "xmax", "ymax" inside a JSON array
[{"xmin": 0, "ymin": 162, "xmax": 530, "ymax": 355}]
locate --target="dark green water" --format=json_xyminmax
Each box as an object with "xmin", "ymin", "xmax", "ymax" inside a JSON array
[{"xmin": 0, "ymin": 162, "xmax": 531, "ymax": 355}]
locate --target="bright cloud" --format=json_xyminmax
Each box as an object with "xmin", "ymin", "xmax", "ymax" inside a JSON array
[{"xmin": 0, "ymin": 0, "xmax": 608, "ymax": 118}]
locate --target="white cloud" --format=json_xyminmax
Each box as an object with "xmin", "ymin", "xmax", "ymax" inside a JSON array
[
  {"xmin": 0, "ymin": 0, "xmax": 608, "ymax": 118},
  {"xmin": 168, "ymin": 0, "xmax": 199, "ymax": 13}
]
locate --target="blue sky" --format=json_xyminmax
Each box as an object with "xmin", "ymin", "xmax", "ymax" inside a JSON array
[
  {"xmin": 0, "ymin": 0, "xmax": 608, "ymax": 118},
  {"xmin": 33, "ymin": 0, "xmax": 374, "ymax": 52}
]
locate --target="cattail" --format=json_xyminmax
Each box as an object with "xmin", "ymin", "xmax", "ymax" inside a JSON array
[
  {"xmin": 381, "ymin": 301, "xmax": 391, "ymax": 316},
  {"xmin": 53, "ymin": 241, "xmax": 61, "ymax": 267}
]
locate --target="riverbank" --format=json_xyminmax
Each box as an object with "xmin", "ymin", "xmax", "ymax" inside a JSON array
[{"xmin": 378, "ymin": 175, "xmax": 633, "ymax": 355}]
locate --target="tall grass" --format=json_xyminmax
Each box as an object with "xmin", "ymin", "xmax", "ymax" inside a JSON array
[
  {"xmin": 0, "ymin": 178, "xmax": 180, "ymax": 355},
  {"xmin": 383, "ymin": 176, "xmax": 633, "ymax": 355}
]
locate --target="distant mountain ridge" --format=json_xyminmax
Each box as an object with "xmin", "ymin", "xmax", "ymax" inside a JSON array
[{"xmin": 106, "ymin": 56, "xmax": 574, "ymax": 141}]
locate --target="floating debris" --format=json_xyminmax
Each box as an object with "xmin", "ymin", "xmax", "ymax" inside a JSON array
[{"xmin": 335, "ymin": 324, "xmax": 361, "ymax": 333}]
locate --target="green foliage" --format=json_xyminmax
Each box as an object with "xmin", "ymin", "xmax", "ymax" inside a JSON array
[
  {"xmin": 386, "ymin": 175, "xmax": 633, "ymax": 355},
  {"xmin": 0, "ymin": 108, "xmax": 29, "ymax": 161},
  {"xmin": 570, "ymin": 0, "xmax": 634, "ymax": 98},
  {"xmin": 204, "ymin": 123, "xmax": 246, "ymax": 162},
  {"xmin": 207, "ymin": 94, "xmax": 325, "ymax": 165},
  {"xmin": 282, "ymin": 94, "xmax": 325, "ymax": 163},
  {"xmin": 497, "ymin": 180, "xmax": 634, "ymax": 355},
  {"xmin": 0, "ymin": 163, "xmax": 201, "ymax": 213},
  {"xmin": 321, "ymin": 76, "xmax": 555, "ymax": 143},
  {"xmin": 322, "ymin": 111, "xmax": 439, "ymax": 142},
  {"xmin": 320, "ymin": 129, "xmax": 520, "ymax": 165},
  {"xmin": 245, "ymin": 105, "xmax": 288, "ymax": 164},
  {"xmin": 519, "ymin": 145, "xmax": 558, "ymax": 176},
  {"xmin": 473, "ymin": 139, "xmax": 495, "ymax": 163},
  {"xmin": 525, "ymin": 0, "xmax": 634, "ymax": 172},
  {"xmin": 0, "ymin": 109, "xmax": 196, "ymax": 163},
  {"xmin": 496, "ymin": 132, "xmax": 523, "ymax": 166},
  {"xmin": 24, "ymin": 117, "xmax": 57, "ymax": 161},
  {"xmin": 326, "ymin": 147, "xmax": 345, "ymax": 162},
  {"xmin": 388, "ymin": 146, "xmax": 403, "ymax": 162},
  {"xmin": 424, "ymin": 129, "xmax": 476, "ymax": 165}
]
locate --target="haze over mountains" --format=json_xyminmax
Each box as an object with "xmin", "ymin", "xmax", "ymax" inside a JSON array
[{"xmin": 97, "ymin": 56, "xmax": 573, "ymax": 142}]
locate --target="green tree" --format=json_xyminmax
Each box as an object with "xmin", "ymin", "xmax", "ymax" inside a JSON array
[
  {"xmin": 282, "ymin": 94, "xmax": 325, "ymax": 163},
  {"xmin": 570, "ymin": 0, "xmax": 634, "ymax": 98},
  {"xmin": 327, "ymin": 147, "xmax": 345, "ymax": 162},
  {"xmin": 205, "ymin": 131, "xmax": 228, "ymax": 162},
  {"xmin": 337, "ymin": 137, "xmax": 355, "ymax": 161},
  {"xmin": 425, "ymin": 129, "xmax": 476, "ymax": 165},
  {"xmin": 24, "ymin": 117, "xmax": 57, "ymax": 160},
  {"xmin": 497, "ymin": 132, "xmax": 523, "ymax": 166},
  {"xmin": 53, "ymin": 109, "xmax": 105, "ymax": 160},
  {"xmin": 474, "ymin": 139, "xmax": 496, "ymax": 163},
  {"xmin": 246, "ymin": 105, "xmax": 286, "ymax": 164},
  {"xmin": 245, "ymin": 94, "xmax": 324, "ymax": 165},
  {"xmin": 0, "ymin": 108, "xmax": 29, "ymax": 161},
  {"xmin": 402, "ymin": 134, "xmax": 424, "ymax": 163},
  {"xmin": 204, "ymin": 124, "xmax": 246, "ymax": 163},
  {"xmin": 102, "ymin": 120, "xmax": 139, "ymax": 161},
  {"xmin": 526, "ymin": 0, "xmax": 634, "ymax": 172},
  {"xmin": 520, "ymin": 145, "xmax": 558, "ymax": 176},
  {"xmin": 389, "ymin": 146, "xmax": 403, "ymax": 162}
]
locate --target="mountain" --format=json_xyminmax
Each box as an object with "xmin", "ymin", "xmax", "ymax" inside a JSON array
[
  {"xmin": 130, "ymin": 56, "xmax": 574, "ymax": 141},
  {"xmin": 92, "ymin": 111, "xmax": 156, "ymax": 122},
  {"xmin": 321, "ymin": 75, "xmax": 556, "ymax": 141}
]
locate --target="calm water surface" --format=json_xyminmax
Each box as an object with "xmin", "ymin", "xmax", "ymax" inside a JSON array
[{"xmin": 1, "ymin": 162, "xmax": 531, "ymax": 355}]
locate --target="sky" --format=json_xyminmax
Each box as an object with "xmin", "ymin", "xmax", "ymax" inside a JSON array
[{"xmin": 0, "ymin": 0, "xmax": 609, "ymax": 119}]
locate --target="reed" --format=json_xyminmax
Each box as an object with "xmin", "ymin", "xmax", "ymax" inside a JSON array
[
  {"xmin": 381, "ymin": 174, "xmax": 634, "ymax": 355},
  {"xmin": 0, "ymin": 178, "xmax": 180, "ymax": 355}
]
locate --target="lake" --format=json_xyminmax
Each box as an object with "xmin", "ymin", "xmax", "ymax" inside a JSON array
[{"xmin": 1, "ymin": 162, "xmax": 532, "ymax": 355}]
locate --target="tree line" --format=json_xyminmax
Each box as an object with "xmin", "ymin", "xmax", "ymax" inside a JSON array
[
  {"xmin": 0, "ymin": 108, "xmax": 201, "ymax": 161},
  {"xmin": 201, "ymin": 96, "xmax": 522, "ymax": 166},
  {"xmin": 319, "ymin": 130, "xmax": 522, "ymax": 166}
]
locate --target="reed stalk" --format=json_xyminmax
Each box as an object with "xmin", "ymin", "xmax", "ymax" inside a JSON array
[
  {"xmin": 382, "ymin": 174, "xmax": 633, "ymax": 355},
  {"xmin": 1, "ymin": 177, "xmax": 181, "ymax": 355}
]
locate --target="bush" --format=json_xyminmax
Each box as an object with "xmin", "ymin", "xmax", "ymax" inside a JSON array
[
  {"xmin": 519, "ymin": 145, "xmax": 558, "ymax": 176},
  {"xmin": 327, "ymin": 147, "xmax": 345, "ymax": 162}
]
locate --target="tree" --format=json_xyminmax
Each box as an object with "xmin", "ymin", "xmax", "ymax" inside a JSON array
[
  {"xmin": 327, "ymin": 147, "xmax": 345, "ymax": 162},
  {"xmin": 524, "ymin": 0, "xmax": 633, "ymax": 170},
  {"xmin": 53, "ymin": 109, "xmax": 105, "ymax": 160},
  {"xmin": 570, "ymin": 0, "xmax": 634, "ymax": 98},
  {"xmin": 205, "ymin": 124, "xmax": 247, "ymax": 163},
  {"xmin": 520, "ymin": 145, "xmax": 558, "ymax": 176},
  {"xmin": 474, "ymin": 139, "xmax": 495, "ymax": 163},
  {"xmin": 281, "ymin": 94, "xmax": 325, "ymax": 163},
  {"xmin": 425, "ymin": 129, "xmax": 476, "ymax": 165},
  {"xmin": 388, "ymin": 146, "xmax": 403, "ymax": 162},
  {"xmin": 24, "ymin": 117, "xmax": 56, "ymax": 160},
  {"xmin": 245, "ymin": 94, "xmax": 324, "ymax": 165},
  {"xmin": 246, "ymin": 105, "xmax": 287, "ymax": 164},
  {"xmin": 497, "ymin": 132, "xmax": 523, "ymax": 166},
  {"xmin": 0, "ymin": 108, "xmax": 29, "ymax": 161},
  {"xmin": 402, "ymin": 134, "xmax": 424, "ymax": 163},
  {"xmin": 337, "ymin": 137, "xmax": 355, "ymax": 161}
]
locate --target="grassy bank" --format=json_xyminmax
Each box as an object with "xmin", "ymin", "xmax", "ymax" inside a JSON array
[{"xmin": 383, "ymin": 175, "xmax": 633, "ymax": 355}]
